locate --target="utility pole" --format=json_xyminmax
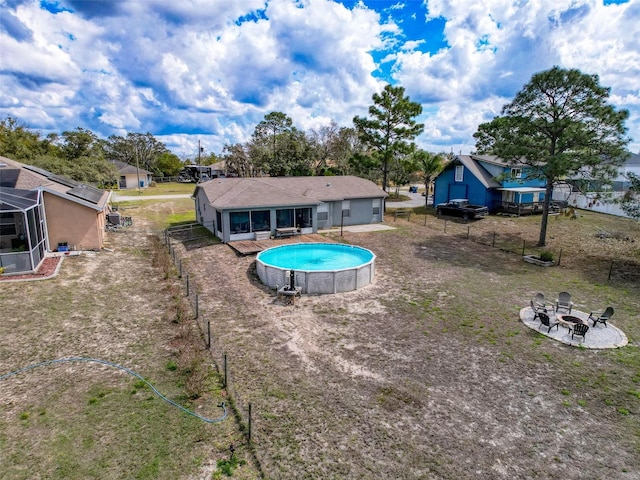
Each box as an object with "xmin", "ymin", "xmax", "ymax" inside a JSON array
[
  {"xmin": 197, "ymin": 140, "xmax": 201, "ymax": 182},
  {"xmin": 135, "ymin": 143, "xmax": 141, "ymax": 194}
]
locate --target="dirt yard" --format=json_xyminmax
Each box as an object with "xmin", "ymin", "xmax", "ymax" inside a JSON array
[
  {"xmin": 2, "ymin": 201, "xmax": 639, "ymax": 479},
  {"xmin": 173, "ymin": 209, "xmax": 640, "ymax": 479}
]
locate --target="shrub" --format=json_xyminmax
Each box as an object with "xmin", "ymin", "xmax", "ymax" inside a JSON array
[{"xmin": 539, "ymin": 250, "xmax": 554, "ymax": 262}]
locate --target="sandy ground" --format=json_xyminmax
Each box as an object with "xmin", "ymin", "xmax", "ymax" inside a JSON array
[{"xmin": 170, "ymin": 212, "xmax": 640, "ymax": 479}]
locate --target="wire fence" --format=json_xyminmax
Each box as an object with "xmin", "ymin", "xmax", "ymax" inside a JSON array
[
  {"xmin": 163, "ymin": 226, "xmax": 264, "ymax": 475},
  {"xmin": 407, "ymin": 214, "xmax": 640, "ymax": 283},
  {"xmin": 161, "ymin": 213, "xmax": 638, "ymax": 476}
]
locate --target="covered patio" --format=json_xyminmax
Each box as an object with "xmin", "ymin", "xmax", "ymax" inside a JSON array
[{"xmin": 493, "ymin": 187, "xmax": 547, "ymax": 215}]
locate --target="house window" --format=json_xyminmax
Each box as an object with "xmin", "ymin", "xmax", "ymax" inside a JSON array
[
  {"xmin": 230, "ymin": 211, "xmax": 250, "ymax": 233},
  {"xmin": 342, "ymin": 200, "xmax": 350, "ymax": 218},
  {"xmin": 317, "ymin": 212, "xmax": 328, "ymax": 221},
  {"xmin": 251, "ymin": 210, "xmax": 270, "ymax": 231},
  {"xmin": 0, "ymin": 212, "xmax": 17, "ymax": 236},
  {"xmin": 216, "ymin": 211, "xmax": 222, "ymax": 233},
  {"xmin": 276, "ymin": 209, "xmax": 295, "ymax": 228},
  {"xmin": 455, "ymin": 165, "xmax": 464, "ymax": 182},
  {"xmin": 296, "ymin": 208, "xmax": 312, "ymax": 228},
  {"xmin": 511, "ymin": 168, "xmax": 522, "ymax": 179},
  {"xmin": 372, "ymin": 198, "xmax": 381, "ymax": 215}
]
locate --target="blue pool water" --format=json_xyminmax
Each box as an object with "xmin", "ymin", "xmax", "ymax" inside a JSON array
[{"xmin": 257, "ymin": 243, "xmax": 374, "ymax": 271}]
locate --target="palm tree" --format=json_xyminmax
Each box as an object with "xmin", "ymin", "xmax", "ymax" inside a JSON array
[{"xmin": 413, "ymin": 150, "xmax": 446, "ymax": 208}]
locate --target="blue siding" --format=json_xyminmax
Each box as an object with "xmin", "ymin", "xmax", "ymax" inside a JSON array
[
  {"xmin": 434, "ymin": 163, "xmax": 492, "ymax": 207},
  {"xmin": 434, "ymin": 158, "xmax": 548, "ymax": 212},
  {"xmin": 501, "ymin": 167, "xmax": 545, "ymax": 189}
]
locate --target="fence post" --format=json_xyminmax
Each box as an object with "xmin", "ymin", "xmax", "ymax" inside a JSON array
[
  {"xmin": 223, "ymin": 353, "xmax": 228, "ymax": 388},
  {"xmin": 185, "ymin": 274, "xmax": 190, "ymax": 297},
  {"xmin": 557, "ymin": 248, "xmax": 562, "ymax": 266},
  {"xmin": 248, "ymin": 403, "xmax": 252, "ymax": 444},
  {"xmin": 608, "ymin": 261, "xmax": 614, "ymax": 281},
  {"xmin": 522, "ymin": 240, "xmax": 525, "ymax": 256},
  {"xmin": 178, "ymin": 259, "xmax": 182, "ymax": 278},
  {"xmin": 195, "ymin": 294, "xmax": 199, "ymax": 319},
  {"xmin": 207, "ymin": 320, "xmax": 211, "ymax": 349}
]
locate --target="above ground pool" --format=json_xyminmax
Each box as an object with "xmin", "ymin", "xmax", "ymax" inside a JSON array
[{"xmin": 256, "ymin": 243, "xmax": 376, "ymax": 294}]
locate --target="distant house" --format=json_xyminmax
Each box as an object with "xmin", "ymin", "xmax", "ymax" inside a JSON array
[
  {"xmin": 110, "ymin": 160, "xmax": 153, "ymax": 189},
  {"xmin": 193, "ymin": 176, "xmax": 387, "ymax": 243},
  {"xmin": 0, "ymin": 156, "xmax": 110, "ymax": 274},
  {"xmin": 433, "ymin": 155, "xmax": 547, "ymax": 215},
  {"xmin": 554, "ymin": 152, "xmax": 640, "ymax": 218}
]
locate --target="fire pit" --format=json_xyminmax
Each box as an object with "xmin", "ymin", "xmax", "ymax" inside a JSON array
[{"xmin": 557, "ymin": 314, "xmax": 585, "ymax": 328}]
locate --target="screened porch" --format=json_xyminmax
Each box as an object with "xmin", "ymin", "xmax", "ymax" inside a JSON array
[{"xmin": 0, "ymin": 188, "xmax": 47, "ymax": 274}]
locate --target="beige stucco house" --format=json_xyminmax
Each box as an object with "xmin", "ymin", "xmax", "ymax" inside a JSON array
[
  {"xmin": 0, "ymin": 156, "xmax": 111, "ymax": 274},
  {"xmin": 110, "ymin": 160, "xmax": 154, "ymax": 189}
]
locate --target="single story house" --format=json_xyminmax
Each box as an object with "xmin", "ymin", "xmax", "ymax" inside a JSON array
[
  {"xmin": 110, "ymin": 160, "xmax": 153, "ymax": 189},
  {"xmin": 193, "ymin": 176, "xmax": 387, "ymax": 243},
  {"xmin": 0, "ymin": 156, "xmax": 110, "ymax": 274},
  {"xmin": 433, "ymin": 155, "xmax": 547, "ymax": 215}
]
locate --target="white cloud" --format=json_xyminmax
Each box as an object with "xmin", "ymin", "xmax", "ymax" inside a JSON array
[{"xmin": 0, "ymin": 0, "xmax": 638, "ymax": 157}]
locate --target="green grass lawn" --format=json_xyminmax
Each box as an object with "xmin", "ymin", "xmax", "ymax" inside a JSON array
[{"xmin": 115, "ymin": 182, "xmax": 196, "ymax": 196}]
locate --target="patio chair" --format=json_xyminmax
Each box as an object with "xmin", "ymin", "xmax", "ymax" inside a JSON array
[
  {"xmin": 537, "ymin": 312, "xmax": 559, "ymax": 333},
  {"xmin": 530, "ymin": 300, "xmax": 550, "ymax": 322},
  {"xmin": 588, "ymin": 307, "xmax": 614, "ymax": 328},
  {"xmin": 555, "ymin": 292, "xmax": 574, "ymax": 314},
  {"xmin": 569, "ymin": 322, "xmax": 589, "ymax": 341},
  {"xmin": 533, "ymin": 293, "xmax": 547, "ymax": 309}
]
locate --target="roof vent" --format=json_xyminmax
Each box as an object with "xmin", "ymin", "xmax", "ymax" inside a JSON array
[
  {"xmin": 0, "ymin": 163, "xmax": 7, "ymax": 168},
  {"xmin": 326, "ymin": 183, "xmax": 331, "ymax": 187}
]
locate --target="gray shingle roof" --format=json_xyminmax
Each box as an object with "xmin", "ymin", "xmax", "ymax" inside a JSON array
[
  {"xmin": 0, "ymin": 155, "xmax": 110, "ymax": 210},
  {"xmin": 197, "ymin": 176, "xmax": 387, "ymax": 209}
]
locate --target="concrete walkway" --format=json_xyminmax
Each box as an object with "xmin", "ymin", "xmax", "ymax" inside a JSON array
[{"xmin": 519, "ymin": 307, "xmax": 628, "ymax": 349}]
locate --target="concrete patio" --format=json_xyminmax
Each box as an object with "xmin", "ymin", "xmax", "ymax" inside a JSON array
[{"xmin": 519, "ymin": 307, "xmax": 628, "ymax": 349}]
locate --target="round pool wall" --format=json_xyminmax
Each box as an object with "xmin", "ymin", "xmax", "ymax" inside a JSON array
[{"xmin": 256, "ymin": 243, "xmax": 376, "ymax": 294}]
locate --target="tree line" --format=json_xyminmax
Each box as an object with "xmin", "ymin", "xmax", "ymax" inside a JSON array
[
  {"xmin": 0, "ymin": 84, "xmax": 449, "ymax": 198},
  {"xmin": 0, "ymin": 117, "xmax": 186, "ymax": 186},
  {"xmin": 1, "ymin": 70, "xmax": 636, "ymax": 235},
  {"xmin": 221, "ymin": 84, "xmax": 448, "ymax": 198}
]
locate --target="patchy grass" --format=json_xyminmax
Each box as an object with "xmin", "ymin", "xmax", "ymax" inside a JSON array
[
  {"xmin": 0, "ymin": 202, "xmax": 259, "ymax": 480},
  {"xmin": 115, "ymin": 182, "xmax": 196, "ymax": 196},
  {"xmin": 2, "ymin": 198, "xmax": 639, "ymax": 480},
  {"xmin": 174, "ymin": 205, "xmax": 640, "ymax": 479}
]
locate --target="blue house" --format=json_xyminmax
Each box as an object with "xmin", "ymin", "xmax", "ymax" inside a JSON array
[{"xmin": 433, "ymin": 155, "xmax": 547, "ymax": 215}]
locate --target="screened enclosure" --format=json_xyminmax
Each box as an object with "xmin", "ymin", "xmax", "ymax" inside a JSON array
[{"xmin": 0, "ymin": 188, "xmax": 47, "ymax": 274}]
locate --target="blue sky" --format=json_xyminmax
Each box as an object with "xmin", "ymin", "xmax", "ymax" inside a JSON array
[{"xmin": 1, "ymin": 0, "xmax": 639, "ymax": 158}]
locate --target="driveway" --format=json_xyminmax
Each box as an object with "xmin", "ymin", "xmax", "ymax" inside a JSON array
[{"xmin": 387, "ymin": 189, "xmax": 431, "ymax": 208}]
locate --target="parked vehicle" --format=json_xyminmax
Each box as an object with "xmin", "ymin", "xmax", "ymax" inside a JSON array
[
  {"xmin": 178, "ymin": 165, "xmax": 225, "ymax": 183},
  {"xmin": 436, "ymin": 199, "xmax": 489, "ymax": 220}
]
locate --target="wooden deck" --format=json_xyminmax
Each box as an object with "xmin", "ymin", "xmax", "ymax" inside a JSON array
[{"xmin": 229, "ymin": 233, "xmax": 335, "ymax": 255}]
